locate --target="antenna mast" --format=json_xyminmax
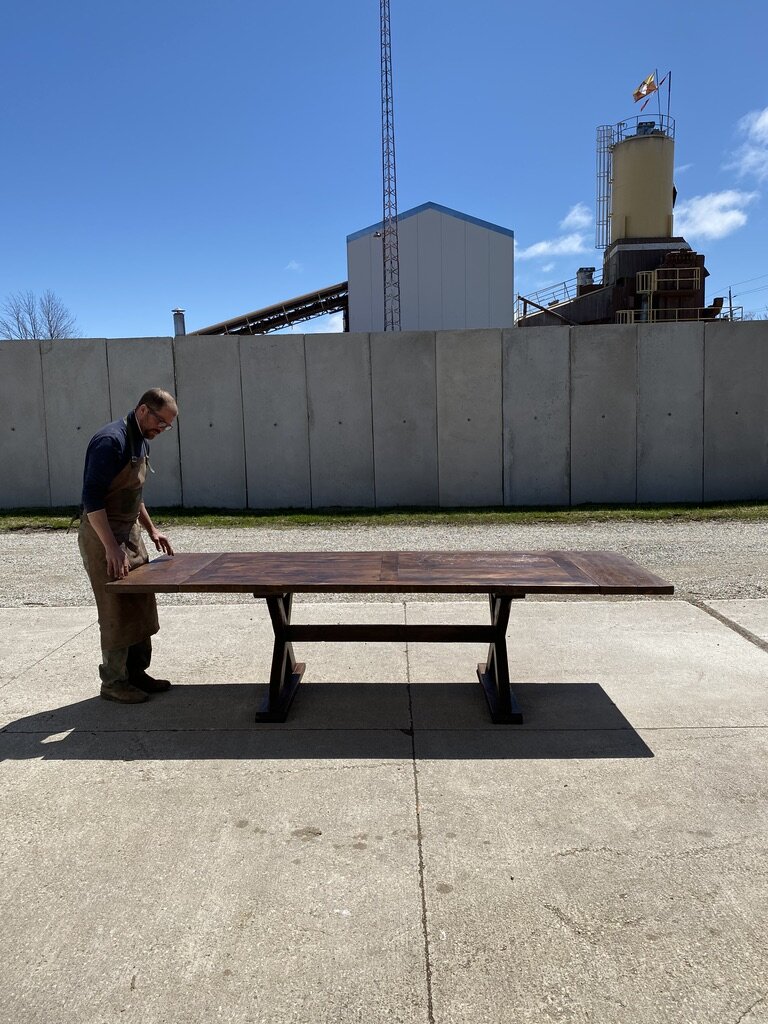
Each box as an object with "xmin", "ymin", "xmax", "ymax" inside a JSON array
[{"xmin": 380, "ymin": 0, "xmax": 401, "ymax": 330}]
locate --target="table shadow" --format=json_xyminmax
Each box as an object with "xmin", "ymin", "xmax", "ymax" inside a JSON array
[{"xmin": 0, "ymin": 681, "xmax": 652, "ymax": 760}]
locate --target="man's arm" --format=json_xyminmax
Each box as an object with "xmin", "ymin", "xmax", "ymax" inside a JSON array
[
  {"xmin": 138, "ymin": 504, "xmax": 175, "ymax": 556},
  {"xmin": 86, "ymin": 509, "xmax": 130, "ymax": 579}
]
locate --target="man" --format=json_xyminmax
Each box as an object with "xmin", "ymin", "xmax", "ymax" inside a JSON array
[{"xmin": 78, "ymin": 388, "xmax": 178, "ymax": 704}]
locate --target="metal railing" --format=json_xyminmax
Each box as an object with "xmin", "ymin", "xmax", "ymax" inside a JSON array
[
  {"xmin": 636, "ymin": 267, "xmax": 702, "ymax": 294},
  {"xmin": 515, "ymin": 273, "xmax": 604, "ymax": 322},
  {"xmin": 616, "ymin": 305, "xmax": 742, "ymax": 325}
]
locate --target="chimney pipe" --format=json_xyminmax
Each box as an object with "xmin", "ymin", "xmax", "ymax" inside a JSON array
[{"xmin": 172, "ymin": 308, "xmax": 186, "ymax": 336}]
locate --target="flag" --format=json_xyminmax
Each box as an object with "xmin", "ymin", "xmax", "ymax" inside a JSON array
[{"xmin": 633, "ymin": 73, "xmax": 657, "ymax": 102}]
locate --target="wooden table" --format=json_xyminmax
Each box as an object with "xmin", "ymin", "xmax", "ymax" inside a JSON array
[{"xmin": 107, "ymin": 551, "xmax": 673, "ymax": 724}]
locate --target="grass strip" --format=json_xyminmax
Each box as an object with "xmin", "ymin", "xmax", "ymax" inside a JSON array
[{"xmin": 2, "ymin": 502, "xmax": 768, "ymax": 532}]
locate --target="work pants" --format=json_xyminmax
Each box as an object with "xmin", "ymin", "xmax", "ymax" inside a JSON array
[{"xmin": 99, "ymin": 638, "xmax": 152, "ymax": 686}]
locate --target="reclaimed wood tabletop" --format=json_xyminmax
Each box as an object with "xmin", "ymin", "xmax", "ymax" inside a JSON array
[{"xmin": 106, "ymin": 550, "xmax": 673, "ymax": 596}]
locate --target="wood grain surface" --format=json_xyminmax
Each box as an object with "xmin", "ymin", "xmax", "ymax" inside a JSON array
[{"xmin": 106, "ymin": 551, "xmax": 674, "ymax": 596}]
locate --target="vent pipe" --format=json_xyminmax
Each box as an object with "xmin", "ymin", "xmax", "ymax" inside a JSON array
[{"xmin": 172, "ymin": 308, "xmax": 186, "ymax": 336}]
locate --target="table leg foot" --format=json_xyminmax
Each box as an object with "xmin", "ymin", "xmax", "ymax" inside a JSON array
[
  {"xmin": 477, "ymin": 664, "xmax": 523, "ymax": 724},
  {"xmin": 255, "ymin": 663, "xmax": 306, "ymax": 722}
]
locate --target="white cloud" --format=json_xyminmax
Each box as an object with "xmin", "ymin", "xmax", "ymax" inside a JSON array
[
  {"xmin": 541, "ymin": 262, "xmax": 555, "ymax": 273},
  {"xmin": 674, "ymin": 163, "xmax": 693, "ymax": 175},
  {"xmin": 516, "ymin": 232, "xmax": 589, "ymax": 261},
  {"xmin": 284, "ymin": 259, "xmax": 303, "ymax": 272},
  {"xmin": 559, "ymin": 203, "xmax": 592, "ymax": 230},
  {"xmin": 674, "ymin": 190, "xmax": 758, "ymax": 240},
  {"xmin": 728, "ymin": 106, "xmax": 768, "ymax": 181}
]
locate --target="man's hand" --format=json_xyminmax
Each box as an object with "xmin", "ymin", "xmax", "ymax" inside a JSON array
[
  {"xmin": 149, "ymin": 530, "xmax": 175, "ymax": 556},
  {"xmin": 106, "ymin": 543, "xmax": 130, "ymax": 580}
]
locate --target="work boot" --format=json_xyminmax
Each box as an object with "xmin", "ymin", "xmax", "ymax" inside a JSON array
[
  {"xmin": 130, "ymin": 672, "xmax": 172, "ymax": 694},
  {"xmin": 100, "ymin": 681, "xmax": 149, "ymax": 704}
]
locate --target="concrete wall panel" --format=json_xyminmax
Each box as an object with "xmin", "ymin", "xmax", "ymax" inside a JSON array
[
  {"xmin": 240, "ymin": 335, "xmax": 311, "ymax": 508},
  {"xmin": 571, "ymin": 325, "xmax": 637, "ymax": 504},
  {"xmin": 437, "ymin": 329, "xmax": 502, "ymax": 506},
  {"xmin": 637, "ymin": 323, "xmax": 704, "ymax": 503},
  {"xmin": 305, "ymin": 334, "xmax": 375, "ymax": 507},
  {"xmin": 704, "ymin": 321, "xmax": 768, "ymax": 500},
  {"xmin": 41, "ymin": 339, "xmax": 111, "ymax": 506},
  {"xmin": 0, "ymin": 341, "xmax": 50, "ymax": 507},
  {"xmin": 106, "ymin": 338, "xmax": 181, "ymax": 507},
  {"xmin": 173, "ymin": 335, "xmax": 246, "ymax": 507},
  {"xmin": 503, "ymin": 327, "xmax": 570, "ymax": 505},
  {"xmin": 371, "ymin": 331, "xmax": 438, "ymax": 506}
]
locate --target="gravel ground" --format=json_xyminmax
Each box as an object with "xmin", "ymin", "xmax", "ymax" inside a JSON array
[{"xmin": 1, "ymin": 519, "xmax": 766, "ymax": 606}]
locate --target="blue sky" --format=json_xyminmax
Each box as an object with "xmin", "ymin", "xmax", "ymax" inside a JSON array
[{"xmin": 2, "ymin": 0, "xmax": 767, "ymax": 337}]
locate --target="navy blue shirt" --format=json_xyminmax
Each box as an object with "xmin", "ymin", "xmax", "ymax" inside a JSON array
[{"xmin": 81, "ymin": 411, "xmax": 149, "ymax": 513}]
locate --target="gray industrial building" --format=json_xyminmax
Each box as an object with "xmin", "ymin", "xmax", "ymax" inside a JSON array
[{"xmin": 346, "ymin": 202, "xmax": 514, "ymax": 332}]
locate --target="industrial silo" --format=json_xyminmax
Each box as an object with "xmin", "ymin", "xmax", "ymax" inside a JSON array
[{"xmin": 609, "ymin": 119, "xmax": 675, "ymax": 242}]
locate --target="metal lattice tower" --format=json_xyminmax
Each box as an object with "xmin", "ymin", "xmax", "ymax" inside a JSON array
[{"xmin": 380, "ymin": 0, "xmax": 401, "ymax": 330}]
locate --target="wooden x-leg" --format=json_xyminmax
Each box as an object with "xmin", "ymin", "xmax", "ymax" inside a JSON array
[
  {"xmin": 476, "ymin": 593, "xmax": 523, "ymax": 723},
  {"xmin": 255, "ymin": 592, "xmax": 305, "ymax": 722}
]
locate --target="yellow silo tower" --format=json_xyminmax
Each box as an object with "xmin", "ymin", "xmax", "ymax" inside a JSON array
[{"xmin": 610, "ymin": 120, "xmax": 675, "ymax": 242}]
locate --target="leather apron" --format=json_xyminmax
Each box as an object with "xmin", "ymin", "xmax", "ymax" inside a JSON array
[{"xmin": 78, "ymin": 452, "xmax": 159, "ymax": 651}]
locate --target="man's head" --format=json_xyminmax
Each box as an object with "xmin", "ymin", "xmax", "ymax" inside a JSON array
[{"xmin": 135, "ymin": 388, "xmax": 178, "ymax": 440}]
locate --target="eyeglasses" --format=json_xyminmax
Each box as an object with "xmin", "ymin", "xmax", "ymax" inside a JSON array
[{"xmin": 147, "ymin": 408, "xmax": 174, "ymax": 431}]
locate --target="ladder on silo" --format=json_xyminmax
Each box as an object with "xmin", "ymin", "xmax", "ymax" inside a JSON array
[{"xmin": 595, "ymin": 124, "xmax": 614, "ymax": 250}]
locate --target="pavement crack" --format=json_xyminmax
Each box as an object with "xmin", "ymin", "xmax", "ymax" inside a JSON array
[
  {"xmin": 542, "ymin": 902, "xmax": 598, "ymax": 947},
  {"xmin": 0, "ymin": 618, "xmax": 98, "ymax": 691},
  {"xmin": 405, "ymin": 601, "xmax": 435, "ymax": 1024},
  {"xmin": 735, "ymin": 992, "xmax": 766, "ymax": 1023},
  {"xmin": 687, "ymin": 598, "xmax": 768, "ymax": 654}
]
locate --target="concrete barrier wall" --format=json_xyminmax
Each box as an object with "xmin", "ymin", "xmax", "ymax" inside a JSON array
[
  {"xmin": 174, "ymin": 334, "xmax": 247, "ymax": 508},
  {"xmin": 703, "ymin": 321, "xmax": 768, "ymax": 501},
  {"xmin": 371, "ymin": 331, "xmax": 438, "ymax": 506},
  {"xmin": 637, "ymin": 323, "xmax": 704, "ymax": 503},
  {"xmin": 503, "ymin": 326, "xmax": 570, "ymax": 506},
  {"xmin": 240, "ymin": 335, "xmax": 311, "ymax": 509},
  {"xmin": 41, "ymin": 338, "xmax": 111, "ymax": 506},
  {"xmin": 1, "ymin": 323, "xmax": 767, "ymax": 509},
  {"xmin": 0, "ymin": 340, "xmax": 50, "ymax": 507},
  {"xmin": 106, "ymin": 338, "xmax": 182, "ymax": 507},
  {"xmin": 571, "ymin": 325, "xmax": 637, "ymax": 505}
]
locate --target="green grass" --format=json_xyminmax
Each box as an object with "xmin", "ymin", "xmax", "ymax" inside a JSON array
[{"xmin": 3, "ymin": 502, "xmax": 768, "ymax": 532}]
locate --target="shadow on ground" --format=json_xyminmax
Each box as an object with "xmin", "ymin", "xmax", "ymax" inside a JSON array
[{"xmin": 0, "ymin": 682, "xmax": 652, "ymax": 760}]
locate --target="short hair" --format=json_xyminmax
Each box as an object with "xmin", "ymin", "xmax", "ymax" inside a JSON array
[{"xmin": 136, "ymin": 388, "xmax": 177, "ymax": 414}]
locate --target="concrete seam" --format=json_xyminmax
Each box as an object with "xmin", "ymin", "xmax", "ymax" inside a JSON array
[
  {"xmin": 238, "ymin": 336, "xmax": 249, "ymax": 509},
  {"xmin": 38, "ymin": 340, "xmax": 53, "ymax": 507},
  {"xmin": 568, "ymin": 327, "xmax": 573, "ymax": 506},
  {"xmin": 500, "ymin": 328, "xmax": 506, "ymax": 506},
  {"xmin": 686, "ymin": 597, "xmax": 768, "ymax": 654},
  {"xmin": 303, "ymin": 335, "xmax": 314, "ymax": 509},
  {"xmin": 0, "ymin": 619, "xmax": 98, "ymax": 691},
  {"xmin": 104, "ymin": 338, "xmax": 113, "ymax": 421},
  {"xmin": 434, "ymin": 332, "xmax": 441, "ymax": 507},
  {"xmin": 368, "ymin": 333, "xmax": 377, "ymax": 508},
  {"xmin": 404, "ymin": 601, "xmax": 436, "ymax": 1024},
  {"xmin": 171, "ymin": 337, "xmax": 184, "ymax": 507},
  {"xmin": 634, "ymin": 325, "xmax": 638, "ymax": 503},
  {"xmin": 701, "ymin": 325, "xmax": 706, "ymax": 501}
]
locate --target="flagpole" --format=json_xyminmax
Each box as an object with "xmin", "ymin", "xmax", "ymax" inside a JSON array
[
  {"xmin": 656, "ymin": 67, "xmax": 662, "ymax": 120},
  {"xmin": 667, "ymin": 70, "xmax": 672, "ymax": 121}
]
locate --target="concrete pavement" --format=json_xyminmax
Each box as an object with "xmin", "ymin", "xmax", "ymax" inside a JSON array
[{"xmin": 1, "ymin": 595, "xmax": 767, "ymax": 1023}]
